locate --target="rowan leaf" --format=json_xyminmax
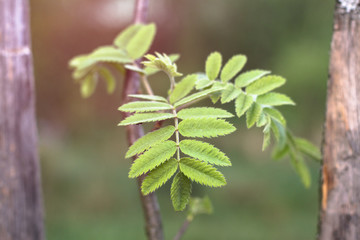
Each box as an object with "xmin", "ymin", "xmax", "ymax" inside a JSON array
[
  {"xmin": 170, "ymin": 74, "xmax": 197, "ymax": 104},
  {"xmin": 126, "ymin": 126, "xmax": 176, "ymax": 158},
  {"xmin": 179, "ymin": 140, "xmax": 231, "ymax": 166},
  {"xmin": 99, "ymin": 67, "xmax": 116, "ymax": 94},
  {"xmin": 126, "ymin": 23, "xmax": 156, "ymax": 59},
  {"xmin": 271, "ymin": 119, "xmax": 287, "ymax": 149},
  {"xmin": 246, "ymin": 75, "xmax": 286, "ymax": 95},
  {"xmin": 178, "ymin": 118, "xmax": 236, "ymax": 138},
  {"xmin": 221, "ymin": 54, "xmax": 247, "ymax": 82},
  {"xmin": 256, "ymin": 92, "xmax": 295, "ymax": 106},
  {"xmin": 80, "ymin": 73, "xmax": 97, "ymax": 98},
  {"xmin": 128, "ymin": 94, "xmax": 167, "ymax": 102},
  {"xmin": 235, "ymin": 69, "xmax": 271, "ymax": 88},
  {"xmin": 256, "ymin": 111, "xmax": 268, "ymax": 127},
  {"xmin": 263, "ymin": 108, "xmax": 286, "ymax": 126},
  {"xmin": 88, "ymin": 46, "xmax": 133, "ymax": 63},
  {"xmin": 295, "ymin": 138, "xmax": 321, "ymax": 161},
  {"xmin": 262, "ymin": 118, "xmax": 272, "ymax": 151},
  {"xmin": 188, "ymin": 196, "xmax": 213, "ymax": 217},
  {"xmin": 235, "ymin": 92, "xmax": 254, "ymax": 118},
  {"xmin": 118, "ymin": 101, "xmax": 173, "ymax": 112},
  {"xmin": 195, "ymin": 74, "xmax": 213, "ymax": 90},
  {"xmin": 128, "ymin": 141, "xmax": 177, "ymax": 178},
  {"xmin": 179, "ymin": 158, "xmax": 226, "ymax": 187},
  {"xmin": 114, "ymin": 24, "xmax": 142, "ymax": 48},
  {"xmin": 141, "ymin": 158, "xmax": 178, "ymax": 195},
  {"xmin": 221, "ymin": 84, "xmax": 242, "ymax": 103},
  {"xmin": 171, "ymin": 172, "xmax": 192, "ymax": 211},
  {"xmin": 272, "ymin": 144, "xmax": 290, "ymax": 160},
  {"xmin": 174, "ymin": 86, "xmax": 224, "ymax": 108},
  {"xmin": 144, "ymin": 54, "xmax": 180, "ymax": 76},
  {"xmin": 289, "ymin": 152, "xmax": 311, "ymax": 188},
  {"xmin": 118, "ymin": 113, "xmax": 174, "ymax": 126},
  {"xmin": 246, "ymin": 102, "xmax": 262, "ymax": 128},
  {"xmin": 206, "ymin": 52, "xmax": 222, "ymax": 80},
  {"xmin": 177, "ymin": 107, "xmax": 233, "ymax": 119}
]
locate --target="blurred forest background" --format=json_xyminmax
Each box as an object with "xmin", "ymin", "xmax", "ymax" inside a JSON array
[{"xmin": 31, "ymin": 0, "xmax": 334, "ymax": 239}]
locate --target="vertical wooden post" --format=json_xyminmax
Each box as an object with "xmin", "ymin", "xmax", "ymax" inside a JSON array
[
  {"xmin": 318, "ymin": 3, "xmax": 360, "ymax": 240},
  {"xmin": 0, "ymin": 0, "xmax": 45, "ymax": 239}
]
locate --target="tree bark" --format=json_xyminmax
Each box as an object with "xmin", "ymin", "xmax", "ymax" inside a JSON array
[
  {"xmin": 0, "ymin": 0, "xmax": 45, "ymax": 240},
  {"xmin": 120, "ymin": 0, "xmax": 164, "ymax": 239},
  {"xmin": 318, "ymin": 4, "xmax": 360, "ymax": 240}
]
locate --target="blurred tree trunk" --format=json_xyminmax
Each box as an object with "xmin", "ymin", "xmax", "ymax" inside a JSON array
[
  {"xmin": 318, "ymin": 3, "xmax": 360, "ymax": 240},
  {"xmin": 0, "ymin": 0, "xmax": 45, "ymax": 240}
]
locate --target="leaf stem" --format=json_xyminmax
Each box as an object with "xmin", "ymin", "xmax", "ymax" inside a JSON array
[
  {"xmin": 173, "ymin": 218, "xmax": 192, "ymax": 240},
  {"xmin": 173, "ymin": 108, "xmax": 181, "ymax": 161},
  {"xmin": 141, "ymin": 74, "xmax": 154, "ymax": 95}
]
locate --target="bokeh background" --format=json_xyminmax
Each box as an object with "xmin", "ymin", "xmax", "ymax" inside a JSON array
[{"xmin": 30, "ymin": 0, "xmax": 334, "ymax": 239}]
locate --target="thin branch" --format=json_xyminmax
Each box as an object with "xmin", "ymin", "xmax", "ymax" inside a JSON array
[{"xmin": 173, "ymin": 218, "xmax": 192, "ymax": 240}]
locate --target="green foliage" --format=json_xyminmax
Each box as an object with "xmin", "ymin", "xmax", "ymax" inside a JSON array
[
  {"xmin": 118, "ymin": 101, "xmax": 173, "ymax": 112},
  {"xmin": 125, "ymin": 126, "xmax": 175, "ymax": 158},
  {"xmin": 177, "ymin": 107, "xmax": 233, "ymax": 119},
  {"xmin": 71, "ymin": 22, "xmax": 320, "ymax": 212},
  {"xmin": 221, "ymin": 55, "xmax": 247, "ymax": 82},
  {"xmin": 246, "ymin": 75, "xmax": 286, "ymax": 95},
  {"xmin": 235, "ymin": 69, "xmax": 271, "ymax": 88},
  {"xmin": 169, "ymin": 74, "xmax": 197, "ymax": 104},
  {"xmin": 179, "ymin": 140, "xmax": 231, "ymax": 166},
  {"xmin": 178, "ymin": 118, "xmax": 236, "ymax": 138},
  {"xmin": 141, "ymin": 158, "xmax": 178, "ymax": 195},
  {"xmin": 171, "ymin": 172, "xmax": 192, "ymax": 211},
  {"xmin": 126, "ymin": 23, "xmax": 156, "ymax": 59},
  {"xmin": 118, "ymin": 113, "xmax": 174, "ymax": 126},
  {"xmin": 179, "ymin": 158, "xmax": 226, "ymax": 187},
  {"xmin": 205, "ymin": 52, "xmax": 222, "ymax": 80},
  {"xmin": 128, "ymin": 141, "xmax": 177, "ymax": 178}
]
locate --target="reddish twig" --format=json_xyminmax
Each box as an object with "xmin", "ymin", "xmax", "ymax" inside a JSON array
[{"xmin": 120, "ymin": 1, "xmax": 164, "ymax": 240}]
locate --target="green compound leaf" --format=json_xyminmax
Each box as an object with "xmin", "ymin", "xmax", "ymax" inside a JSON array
[
  {"xmin": 188, "ymin": 196, "xmax": 213, "ymax": 218},
  {"xmin": 206, "ymin": 52, "xmax": 222, "ymax": 80},
  {"xmin": 177, "ymin": 107, "xmax": 233, "ymax": 119},
  {"xmin": 179, "ymin": 158, "xmax": 226, "ymax": 187},
  {"xmin": 118, "ymin": 113, "xmax": 174, "ymax": 126},
  {"xmin": 289, "ymin": 151, "xmax": 311, "ymax": 188},
  {"xmin": 179, "ymin": 140, "xmax": 231, "ymax": 166},
  {"xmin": 126, "ymin": 23, "xmax": 156, "ymax": 59},
  {"xmin": 263, "ymin": 108, "xmax": 286, "ymax": 126},
  {"xmin": 126, "ymin": 126, "xmax": 176, "ymax": 158},
  {"xmin": 246, "ymin": 102, "xmax": 262, "ymax": 128},
  {"xmin": 256, "ymin": 92, "xmax": 295, "ymax": 106},
  {"xmin": 141, "ymin": 158, "xmax": 178, "ymax": 195},
  {"xmin": 272, "ymin": 144, "xmax": 290, "ymax": 160},
  {"xmin": 221, "ymin": 54, "xmax": 247, "ymax": 82},
  {"xmin": 221, "ymin": 84, "xmax": 242, "ymax": 103},
  {"xmin": 114, "ymin": 24, "xmax": 142, "ymax": 48},
  {"xmin": 88, "ymin": 46, "xmax": 133, "ymax": 63},
  {"xmin": 256, "ymin": 111, "xmax": 268, "ymax": 127},
  {"xmin": 80, "ymin": 73, "xmax": 97, "ymax": 98},
  {"xmin": 271, "ymin": 119, "xmax": 287, "ymax": 149},
  {"xmin": 144, "ymin": 54, "xmax": 180, "ymax": 76},
  {"xmin": 195, "ymin": 74, "xmax": 213, "ymax": 90},
  {"xmin": 128, "ymin": 94, "xmax": 167, "ymax": 102},
  {"xmin": 178, "ymin": 118, "xmax": 236, "ymax": 138},
  {"xmin": 235, "ymin": 69, "xmax": 271, "ymax": 88},
  {"xmin": 171, "ymin": 172, "xmax": 192, "ymax": 211},
  {"xmin": 174, "ymin": 86, "xmax": 224, "ymax": 108},
  {"xmin": 143, "ymin": 52, "xmax": 182, "ymax": 77},
  {"xmin": 98, "ymin": 67, "xmax": 116, "ymax": 94},
  {"xmin": 262, "ymin": 120, "xmax": 272, "ymax": 151},
  {"xmin": 170, "ymin": 74, "xmax": 197, "ymax": 104},
  {"xmin": 235, "ymin": 92, "xmax": 254, "ymax": 118},
  {"xmin": 118, "ymin": 101, "xmax": 173, "ymax": 113},
  {"xmin": 246, "ymin": 75, "xmax": 286, "ymax": 95},
  {"xmin": 294, "ymin": 138, "xmax": 321, "ymax": 161},
  {"xmin": 128, "ymin": 141, "xmax": 177, "ymax": 178}
]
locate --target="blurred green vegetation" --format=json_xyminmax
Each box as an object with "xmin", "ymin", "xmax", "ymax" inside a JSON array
[{"xmin": 31, "ymin": 0, "xmax": 334, "ymax": 239}]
